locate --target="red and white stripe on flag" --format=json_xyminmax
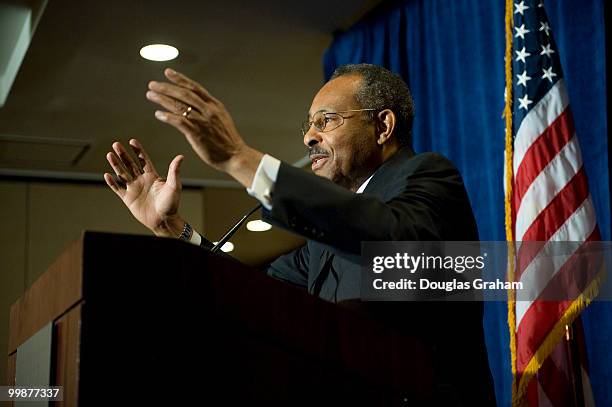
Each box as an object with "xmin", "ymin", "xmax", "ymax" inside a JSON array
[
  {"xmin": 504, "ymin": 1, "xmax": 603, "ymax": 406},
  {"xmin": 510, "ymin": 78, "xmax": 598, "ymax": 407}
]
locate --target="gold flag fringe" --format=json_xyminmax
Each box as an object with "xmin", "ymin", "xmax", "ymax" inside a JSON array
[{"xmin": 503, "ymin": 0, "xmax": 518, "ymax": 404}]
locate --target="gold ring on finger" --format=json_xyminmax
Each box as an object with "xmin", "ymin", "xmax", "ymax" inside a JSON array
[{"xmin": 182, "ymin": 106, "xmax": 193, "ymax": 118}]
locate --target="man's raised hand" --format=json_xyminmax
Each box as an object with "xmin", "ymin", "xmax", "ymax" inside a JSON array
[
  {"xmin": 103, "ymin": 138, "xmax": 186, "ymax": 237},
  {"xmin": 146, "ymin": 68, "xmax": 263, "ymax": 189}
]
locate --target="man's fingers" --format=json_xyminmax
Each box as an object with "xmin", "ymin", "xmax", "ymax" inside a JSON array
[
  {"xmin": 154, "ymin": 110, "xmax": 198, "ymax": 135},
  {"xmin": 106, "ymin": 151, "xmax": 133, "ymax": 183},
  {"xmin": 147, "ymin": 81, "xmax": 205, "ymax": 114},
  {"xmin": 146, "ymin": 90, "xmax": 199, "ymax": 117},
  {"xmin": 163, "ymin": 68, "xmax": 218, "ymax": 103},
  {"xmin": 112, "ymin": 142, "xmax": 141, "ymax": 179},
  {"xmin": 103, "ymin": 172, "xmax": 126, "ymax": 198},
  {"xmin": 129, "ymin": 138, "xmax": 157, "ymax": 174},
  {"xmin": 166, "ymin": 155, "xmax": 184, "ymax": 189}
]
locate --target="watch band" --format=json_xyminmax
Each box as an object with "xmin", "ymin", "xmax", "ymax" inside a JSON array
[{"xmin": 178, "ymin": 222, "xmax": 193, "ymax": 241}]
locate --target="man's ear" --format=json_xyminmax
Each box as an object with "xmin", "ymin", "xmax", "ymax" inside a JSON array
[{"xmin": 376, "ymin": 109, "xmax": 396, "ymax": 145}]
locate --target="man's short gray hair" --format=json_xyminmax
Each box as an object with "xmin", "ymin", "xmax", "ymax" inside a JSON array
[{"xmin": 330, "ymin": 64, "xmax": 415, "ymax": 148}]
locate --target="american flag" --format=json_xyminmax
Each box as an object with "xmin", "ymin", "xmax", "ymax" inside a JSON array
[{"xmin": 505, "ymin": 0, "xmax": 602, "ymax": 405}]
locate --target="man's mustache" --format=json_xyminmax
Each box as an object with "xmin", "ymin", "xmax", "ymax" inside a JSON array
[{"xmin": 308, "ymin": 146, "xmax": 330, "ymax": 158}]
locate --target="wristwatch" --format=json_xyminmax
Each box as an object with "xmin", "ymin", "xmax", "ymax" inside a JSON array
[{"xmin": 178, "ymin": 222, "xmax": 193, "ymax": 241}]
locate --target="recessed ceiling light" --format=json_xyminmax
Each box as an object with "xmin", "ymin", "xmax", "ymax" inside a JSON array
[
  {"xmin": 212, "ymin": 241, "xmax": 235, "ymax": 253},
  {"xmin": 139, "ymin": 44, "xmax": 179, "ymax": 61},
  {"xmin": 246, "ymin": 220, "xmax": 272, "ymax": 232}
]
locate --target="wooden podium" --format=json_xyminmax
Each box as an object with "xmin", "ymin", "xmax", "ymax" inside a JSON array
[{"xmin": 7, "ymin": 232, "xmax": 434, "ymax": 405}]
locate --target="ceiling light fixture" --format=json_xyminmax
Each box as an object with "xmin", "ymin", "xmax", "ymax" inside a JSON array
[
  {"xmin": 139, "ymin": 44, "xmax": 179, "ymax": 61},
  {"xmin": 246, "ymin": 220, "xmax": 272, "ymax": 232},
  {"xmin": 212, "ymin": 241, "xmax": 235, "ymax": 253}
]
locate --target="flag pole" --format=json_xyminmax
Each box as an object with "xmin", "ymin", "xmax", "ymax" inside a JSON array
[
  {"xmin": 564, "ymin": 323, "xmax": 585, "ymax": 407},
  {"xmin": 503, "ymin": 0, "xmax": 518, "ymax": 405}
]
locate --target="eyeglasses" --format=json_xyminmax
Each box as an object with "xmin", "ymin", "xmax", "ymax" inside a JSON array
[{"xmin": 301, "ymin": 108, "xmax": 377, "ymax": 136}]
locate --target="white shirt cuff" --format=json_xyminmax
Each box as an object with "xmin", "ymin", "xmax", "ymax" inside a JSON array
[
  {"xmin": 188, "ymin": 229, "xmax": 202, "ymax": 246},
  {"xmin": 246, "ymin": 154, "xmax": 281, "ymax": 210}
]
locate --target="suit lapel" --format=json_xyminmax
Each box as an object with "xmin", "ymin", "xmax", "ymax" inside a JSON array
[
  {"xmin": 308, "ymin": 147, "xmax": 414, "ymax": 299},
  {"xmin": 362, "ymin": 146, "xmax": 414, "ymax": 199}
]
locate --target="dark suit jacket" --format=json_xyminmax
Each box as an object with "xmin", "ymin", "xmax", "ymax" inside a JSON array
[
  {"xmin": 263, "ymin": 147, "xmax": 479, "ymax": 299},
  {"xmin": 261, "ymin": 147, "xmax": 496, "ymax": 405}
]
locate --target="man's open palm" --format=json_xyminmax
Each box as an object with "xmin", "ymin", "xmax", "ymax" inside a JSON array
[{"xmin": 104, "ymin": 139, "xmax": 184, "ymax": 235}]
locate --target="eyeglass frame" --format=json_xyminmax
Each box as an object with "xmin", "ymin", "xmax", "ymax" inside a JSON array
[{"xmin": 301, "ymin": 108, "xmax": 378, "ymax": 136}]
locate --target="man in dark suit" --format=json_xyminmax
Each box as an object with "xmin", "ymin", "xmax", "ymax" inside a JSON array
[{"xmin": 104, "ymin": 64, "xmax": 496, "ymax": 405}]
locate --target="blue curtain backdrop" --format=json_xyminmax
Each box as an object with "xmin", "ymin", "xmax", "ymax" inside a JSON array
[{"xmin": 322, "ymin": 0, "xmax": 610, "ymax": 405}]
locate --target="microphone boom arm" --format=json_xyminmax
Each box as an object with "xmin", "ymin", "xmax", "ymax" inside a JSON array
[{"xmin": 211, "ymin": 203, "xmax": 263, "ymax": 253}]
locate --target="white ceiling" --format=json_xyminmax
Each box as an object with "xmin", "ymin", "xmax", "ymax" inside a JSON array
[{"xmin": 0, "ymin": 0, "xmax": 378, "ymax": 183}]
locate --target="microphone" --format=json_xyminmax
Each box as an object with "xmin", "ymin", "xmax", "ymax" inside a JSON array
[{"xmin": 211, "ymin": 203, "xmax": 263, "ymax": 253}]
